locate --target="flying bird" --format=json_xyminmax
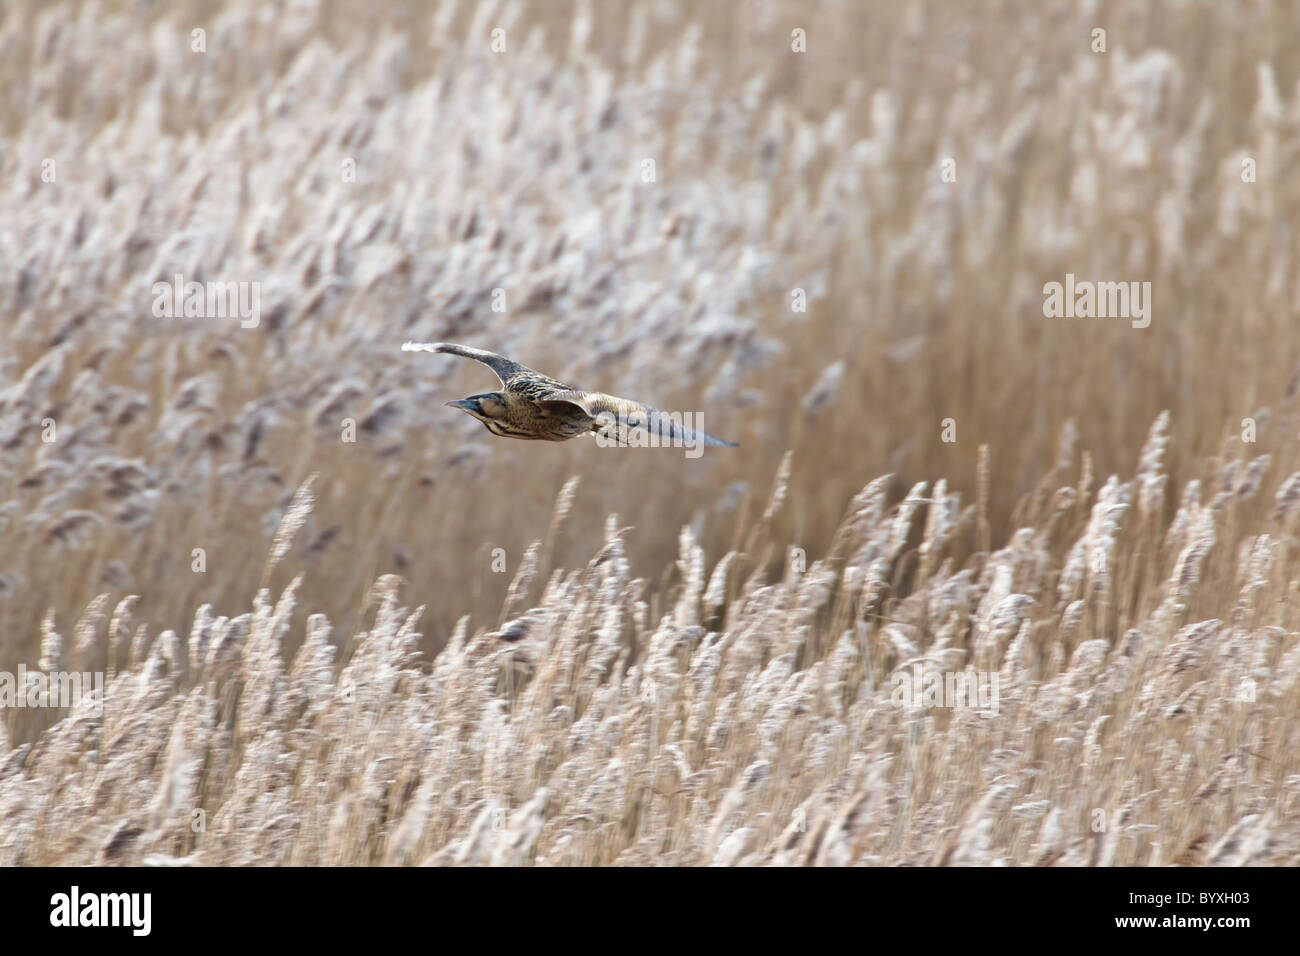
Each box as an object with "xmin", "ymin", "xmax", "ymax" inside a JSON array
[{"xmin": 402, "ymin": 341, "xmax": 738, "ymax": 448}]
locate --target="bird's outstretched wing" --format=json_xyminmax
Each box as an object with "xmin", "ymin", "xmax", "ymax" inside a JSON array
[
  {"xmin": 551, "ymin": 390, "xmax": 739, "ymax": 447},
  {"xmin": 402, "ymin": 341, "xmax": 528, "ymax": 385},
  {"xmin": 402, "ymin": 341, "xmax": 575, "ymax": 395}
]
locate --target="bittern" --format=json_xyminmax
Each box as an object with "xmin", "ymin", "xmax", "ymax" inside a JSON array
[{"xmin": 401, "ymin": 341, "xmax": 738, "ymax": 449}]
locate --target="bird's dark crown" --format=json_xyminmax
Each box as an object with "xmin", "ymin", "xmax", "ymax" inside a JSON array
[{"xmin": 446, "ymin": 392, "xmax": 508, "ymax": 421}]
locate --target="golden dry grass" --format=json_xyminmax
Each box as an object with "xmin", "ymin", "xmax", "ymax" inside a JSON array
[{"xmin": 1, "ymin": 0, "xmax": 1298, "ymax": 864}]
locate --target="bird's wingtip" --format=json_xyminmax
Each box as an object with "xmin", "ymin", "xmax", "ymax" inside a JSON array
[{"xmin": 401, "ymin": 341, "xmax": 450, "ymax": 353}]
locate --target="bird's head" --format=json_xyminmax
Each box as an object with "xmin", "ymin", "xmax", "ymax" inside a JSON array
[{"xmin": 445, "ymin": 392, "xmax": 509, "ymax": 426}]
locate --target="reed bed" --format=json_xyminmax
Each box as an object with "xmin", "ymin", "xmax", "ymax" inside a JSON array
[
  {"xmin": 1, "ymin": 0, "xmax": 1299, "ymax": 864},
  {"xmin": 4, "ymin": 423, "xmax": 1299, "ymax": 865}
]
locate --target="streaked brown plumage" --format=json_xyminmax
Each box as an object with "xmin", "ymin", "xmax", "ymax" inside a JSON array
[{"xmin": 401, "ymin": 341, "xmax": 738, "ymax": 448}]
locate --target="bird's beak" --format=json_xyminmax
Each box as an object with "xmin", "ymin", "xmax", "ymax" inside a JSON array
[{"xmin": 445, "ymin": 399, "xmax": 473, "ymax": 411}]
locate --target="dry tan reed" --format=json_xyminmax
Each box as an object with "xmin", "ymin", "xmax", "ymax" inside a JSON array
[{"xmin": 2, "ymin": 0, "xmax": 1299, "ymax": 864}]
